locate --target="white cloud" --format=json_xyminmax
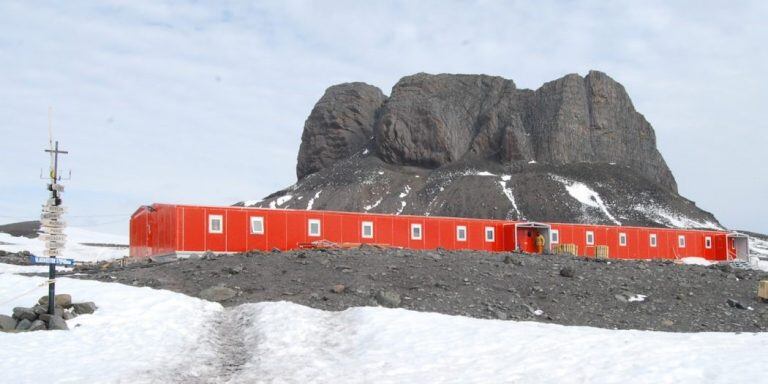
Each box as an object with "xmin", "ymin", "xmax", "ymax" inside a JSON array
[{"xmin": 0, "ymin": 0, "xmax": 765, "ymax": 234}]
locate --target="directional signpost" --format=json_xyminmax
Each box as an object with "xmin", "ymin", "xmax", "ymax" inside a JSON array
[{"xmin": 41, "ymin": 139, "xmax": 69, "ymax": 316}]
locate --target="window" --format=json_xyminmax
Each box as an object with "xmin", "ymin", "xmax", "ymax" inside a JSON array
[
  {"xmin": 485, "ymin": 227, "xmax": 495, "ymax": 242},
  {"xmin": 208, "ymin": 215, "xmax": 223, "ymax": 234},
  {"xmin": 250, "ymin": 216, "xmax": 264, "ymax": 234},
  {"xmin": 308, "ymin": 219, "xmax": 321, "ymax": 237},
  {"xmin": 619, "ymin": 232, "xmax": 627, "ymax": 247},
  {"xmin": 411, "ymin": 223, "xmax": 422, "ymax": 240},
  {"xmin": 456, "ymin": 225, "xmax": 467, "ymax": 242},
  {"xmin": 586, "ymin": 231, "xmax": 595, "ymax": 245},
  {"xmin": 705, "ymin": 236, "xmax": 712, "ymax": 249},
  {"xmin": 678, "ymin": 235, "xmax": 686, "ymax": 248},
  {"xmin": 550, "ymin": 230, "xmax": 559, "ymax": 244},
  {"xmin": 649, "ymin": 234, "xmax": 657, "ymax": 248},
  {"xmin": 362, "ymin": 221, "xmax": 374, "ymax": 239}
]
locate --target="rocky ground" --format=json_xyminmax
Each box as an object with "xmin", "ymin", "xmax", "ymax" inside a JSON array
[{"xmin": 53, "ymin": 248, "xmax": 768, "ymax": 333}]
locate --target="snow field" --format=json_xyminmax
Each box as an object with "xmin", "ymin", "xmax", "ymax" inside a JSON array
[
  {"xmin": 0, "ymin": 273, "xmax": 221, "ymax": 384},
  {"xmin": 229, "ymin": 302, "xmax": 768, "ymax": 384},
  {"xmin": 1, "ymin": 272, "xmax": 767, "ymax": 383}
]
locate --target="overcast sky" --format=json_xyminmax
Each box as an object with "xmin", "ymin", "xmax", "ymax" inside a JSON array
[{"xmin": 0, "ymin": 0, "xmax": 766, "ymax": 235}]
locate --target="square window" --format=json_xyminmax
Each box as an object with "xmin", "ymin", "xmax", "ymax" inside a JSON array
[
  {"xmin": 619, "ymin": 233, "xmax": 627, "ymax": 247},
  {"xmin": 586, "ymin": 231, "xmax": 595, "ymax": 245},
  {"xmin": 456, "ymin": 225, "xmax": 467, "ymax": 242},
  {"xmin": 678, "ymin": 235, "xmax": 686, "ymax": 248},
  {"xmin": 250, "ymin": 216, "xmax": 264, "ymax": 234},
  {"xmin": 485, "ymin": 227, "xmax": 495, "ymax": 242},
  {"xmin": 308, "ymin": 219, "xmax": 321, "ymax": 237},
  {"xmin": 362, "ymin": 221, "xmax": 374, "ymax": 239},
  {"xmin": 208, "ymin": 215, "xmax": 223, "ymax": 234},
  {"xmin": 650, "ymin": 234, "xmax": 657, "ymax": 247},
  {"xmin": 705, "ymin": 236, "xmax": 712, "ymax": 249},
  {"xmin": 551, "ymin": 230, "xmax": 559, "ymax": 244},
  {"xmin": 411, "ymin": 223, "xmax": 422, "ymax": 240}
]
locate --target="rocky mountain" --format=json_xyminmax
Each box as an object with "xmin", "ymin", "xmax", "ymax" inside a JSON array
[{"xmin": 240, "ymin": 71, "xmax": 721, "ymax": 229}]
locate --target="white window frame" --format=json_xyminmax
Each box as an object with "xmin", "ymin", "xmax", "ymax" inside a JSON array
[
  {"xmin": 410, "ymin": 223, "xmax": 422, "ymax": 240},
  {"xmin": 456, "ymin": 225, "xmax": 467, "ymax": 242},
  {"xmin": 485, "ymin": 227, "xmax": 495, "ymax": 242},
  {"xmin": 250, "ymin": 216, "xmax": 264, "ymax": 235},
  {"xmin": 208, "ymin": 214, "xmax": 223, "ymax": 234},
  {"xmin": 705, "ymin": 236, "xmax": 712, "ymax": 249},
  {"xmin": 550, "ymin": 229, "xmax": 559, "ymax": 244},
  {"xmin": 678, "ymin": 235, "xmax": 686, "ymax": 248},
  {"xmin": 649, "ymin": 233, "xmax": 657, "ymax": 248},
  {"xmin": 308, "ymin": 219, "xmax": 321, "ymax": 237},
  {"xmin": 586, "ymin": 231, "xmax": 595, "ymax": 245},
  {"xmin": 361, "ymin": 221, "xmax": 374, "ymax": 239},
  {"xmin": 619, "ymin": 232, "xmax": 627, "ymax": 247}
]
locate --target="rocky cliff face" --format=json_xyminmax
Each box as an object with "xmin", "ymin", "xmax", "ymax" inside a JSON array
[{"xmin": 242, "ymin": 71, "xmax": 721, "ymax": 229}]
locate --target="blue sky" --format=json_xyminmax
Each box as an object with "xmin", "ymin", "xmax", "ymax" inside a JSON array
[{"xmin": 0, "ymin": 1, "xmax": 766, "ymax": 235}]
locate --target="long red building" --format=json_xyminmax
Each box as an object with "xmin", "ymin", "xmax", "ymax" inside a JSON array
[{"xmin": 129, "ymin": 203, "xmax": 749, "ymax": 262}]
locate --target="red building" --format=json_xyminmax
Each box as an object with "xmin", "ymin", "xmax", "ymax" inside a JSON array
[{"xmin": 129, "ymin": 203, "xmax": 749, "ymax": 262}]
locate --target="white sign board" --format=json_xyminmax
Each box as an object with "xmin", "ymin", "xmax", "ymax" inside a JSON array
[
  {"xmin": 41, "ymin": 218, "xmax": 66, "ymax": 227},
  {"xmin": 40, "ymin": 227, "xmax": 64, "ymax": 235},
  {"xmin": 45, "ymin": 240, "xmax": 66, "ymax": 248},
  {"xmin": 42, "ymin": 205, "xmax": 67, "ymax": 213},
  {"xmin": 39, "ymin": 234, "xmax": 67, "ymax": 242},
  {"xmin": 43, "ymin": 248, "xmax": 62, "ymax": 257},
  {"xmin": 41, "ymin": 212, "xmax": 63, "ymax": 220}
]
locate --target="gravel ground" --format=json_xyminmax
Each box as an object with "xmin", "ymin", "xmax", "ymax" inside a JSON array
[{"xmin": 57, "ymin": 247, "xmax": 768, "ymax": 333}]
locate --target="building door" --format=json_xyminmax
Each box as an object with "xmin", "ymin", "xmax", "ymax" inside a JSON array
[{"xmin": 516, "ymin": 228, "xmax": 538, "ymax": 253}]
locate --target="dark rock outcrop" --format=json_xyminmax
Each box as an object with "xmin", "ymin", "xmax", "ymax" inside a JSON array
[
  {"xmin": 296, "ymin": 83, "xmax": 387, "ymax": 179},
  {"xmin": 245, "ymin": 71, "xmax": 720, "ymax": 229}
]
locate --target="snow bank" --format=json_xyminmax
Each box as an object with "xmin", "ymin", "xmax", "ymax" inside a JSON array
[
  {"xmin": 0, "ymin": 274, "xmax": 221, "ymax": 384},
  {"xmin": 0, "ymin": 227, "xmax": 127, "ymax": 263},
  {"xmin": 2, "ymin": 274, "xmax": 767, "ymax": 383},
  {"xmin": 680, "ymin": 257, "xmax": 714, "ymax": 266},
  {"xmin": 226, "ymin": 301, "xmax": 768, "ymax": 383}
]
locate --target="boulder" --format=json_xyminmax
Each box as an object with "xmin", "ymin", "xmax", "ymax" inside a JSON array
[
  {"xmin": 28, "ymin": 320, "xmax": 46, "ymax": 332},
  {"xmin": 12, "ymin": 307, "xmax": 37, "ymax": 321},
  {"xmin": 71, "ymin": 302, "xmax": 97, "ymax": 315},
  {"xmin": 33, "ymin": 305, "xmax": 63, "ymax": 317},
  {"xmin": 46, "ymin": 315, "xmax": 69, "ymax": 331},
  {"xmin": 0, "ymin": 315, "xmax": 17, "ymax": 331},
  {"xmin": 38, "ymin": 294, "xmax": 72, "ymax": 308},
  {"xmin": 199, "ymin": 286, "xmax": 238, "ymax": 302},
  {"xmin": 15, "ymin": 318, "xmax": 32, "ymax": 331},
  {"xmin": 374, "ymin": 290, "xmax": 401, "ymax": 308},
  {"xmin": 559, "ymin": 267, "xmax": 575, "ymax": 278}
]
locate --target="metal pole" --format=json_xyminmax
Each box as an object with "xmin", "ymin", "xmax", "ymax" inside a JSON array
[{"xmin": 47, "ymin": 141, "xmax": 59, "ymax": 315}]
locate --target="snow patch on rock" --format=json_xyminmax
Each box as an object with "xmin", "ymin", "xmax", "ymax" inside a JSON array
[
  {"xmin": 634, "ymin": 204, "xmax": 722, "ymax": 230},
  {"xmin": 306, "ymin": 191, "xmax": 322, "ymax": 210},
  {"xmin": 364, "ymin": 198, "xmax": 383, "ymax": 211},
  {"xmin": 269, "ymin": 195, "xmax": 293, "ymax": 209},
  {"xmin": 552, "ymin": 176, "xmax": 621, "ymax": 225}
]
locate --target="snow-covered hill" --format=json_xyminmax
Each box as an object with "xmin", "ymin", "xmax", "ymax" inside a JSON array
[{"xmin": 1, "ymin": 273, "xmax": 767, "ymax": 383}]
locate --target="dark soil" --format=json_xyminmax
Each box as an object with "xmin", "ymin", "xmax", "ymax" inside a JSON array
[{"xmin": 67, "ymin": 248, "xmax": 768, "ymax": 333}]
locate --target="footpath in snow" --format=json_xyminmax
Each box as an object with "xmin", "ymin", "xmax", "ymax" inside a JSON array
[{"xmin": 1, "ymin": 272, "xmax": 768, "ymax": 384}]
